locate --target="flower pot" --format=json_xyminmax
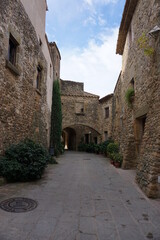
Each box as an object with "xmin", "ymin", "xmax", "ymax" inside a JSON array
[
  {"xmin": 114, "ymin": 162, "xmax": 121, "ymax": 168},
  {"xmin": 110, "ymin": 160, "xmax": 114, "ymax": 165}
]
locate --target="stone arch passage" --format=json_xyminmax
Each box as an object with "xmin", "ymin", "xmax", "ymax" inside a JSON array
[
  {"xmin": 62, "ymin": 127, "xmax": 76, "ymax": 150},
  {"xmin": 62, "ymin": 124, "xmax": 101, "ymax": 151}
]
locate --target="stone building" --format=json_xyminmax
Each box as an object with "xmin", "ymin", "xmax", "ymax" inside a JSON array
[
  {"xmin": 61, "ymin": 79, "xmax": 114, "ymax": 150},
  {"xmin": 49, "ymin": 42, "xmax": 61, "ymax": 81},
  {"xmin": 99, "ymin": 94, "xmax": 113, "ymax": 142},
  {"xmin": 61, "ymin": 80, "xmax": 102, "ymax": 150},
  {"xmin": 0, "ymin": 0, "xmax": 60, "ymax": 153},
  {"xmin": 113, "ymin": 0, "xmax": 160, "ymax": 198}
]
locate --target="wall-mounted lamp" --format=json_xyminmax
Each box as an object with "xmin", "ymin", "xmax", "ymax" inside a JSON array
[{"xmin": 149, "ymin": 25, "xmax": 160, "ymax": 38}]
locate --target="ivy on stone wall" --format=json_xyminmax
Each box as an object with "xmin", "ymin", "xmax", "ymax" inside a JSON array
[
  {"xmin": 50, "ymin": 80, "xmax": 62, "ymax": 156},
  {"xmin": 137, "ymin": 33, "xmax": 154, "ymax": 56}
]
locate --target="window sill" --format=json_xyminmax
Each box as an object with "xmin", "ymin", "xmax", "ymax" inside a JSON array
[
  {"xmin": 5, "ymin": 60, "xmax": 21, "ymax": 76},
  {"xmin": 76, "ymin": 113, "xmax": 85, "ymax": 116}
]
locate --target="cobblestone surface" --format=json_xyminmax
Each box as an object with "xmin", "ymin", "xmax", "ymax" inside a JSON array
[{"xmin": 0, "ymin": 151, "xmax": 160, "ymax": 240}]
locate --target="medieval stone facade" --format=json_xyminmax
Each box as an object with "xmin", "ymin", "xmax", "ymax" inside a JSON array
[
  {"xmin": 99, "ymin": 94, "xmax": 113, "ymax": 142},
  {"xmin": 113, "ymin": 0, "xmax": 160, "ymax": 198},
  {"xmin": 61, "ymin": 80, "xmax": 103, "ymax": 150},
  {"xmin": 0, "ymin": 0, "xmax": 60, "ymax": 154}
]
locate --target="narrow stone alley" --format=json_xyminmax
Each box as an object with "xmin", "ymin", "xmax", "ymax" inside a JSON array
[{"xmin": 0, "ymin": 151, "xmax": 160, "ymax": 240}]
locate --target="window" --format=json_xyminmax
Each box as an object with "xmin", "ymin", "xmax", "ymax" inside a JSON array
[
  {"xmin": 131, "ymin": 78, "xmax": 135, "ymax": 89},
  {"xmin": 75, "ymin": 102, "xmax": 84, "ymax": 115},
  {"xmin": 39, "ymin": 38, "xmax": 42, "ymax": 46},
  {"xmin": 94, "ymin": 137, "xmax": 97, "ymax": 144},
  {"xmin": 104, "ymin": 131, "xmax": 108, "ymax": 141},
  {"xmin": 85, "ymin": 134, "xmax": 89, "ymax": 144},
  {"xmin": 105, "ymin": 107, "xmax": 109, "ymax": 118},
  {"xmin": 36, "ymin": 65, "xmax": 42, "ymax": 90},
  {"xmin": 50, "ymin": 63, "xmax": 52, "ymax": 78},
  {"xmin": 8, "ymin": 34, "xmax": 18, "ymax": 66},
  {"xmin": 135, "ymin": 115, "xmax": 147, "ymax": 154}
]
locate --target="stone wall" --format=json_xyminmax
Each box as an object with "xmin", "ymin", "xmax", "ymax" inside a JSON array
[
  {"xmin": 0, "ymin": 0, "xmax": 50, "ymax": 153},
  {"xmin": 49, "ymin": 42, "xmax": 61, "ymax": 81},
  {"xmin": 114, "ymin": 0, "xmax": 160, "ymax": 197},
  {"xmin": 99, "ymin": 94, "xmax": 113, "ymax": 142},
  {"xmin": 61, "ymin": 80, "xmax": 84, "ymax": 95},
  {"xmin": 61, "ymin": 80, "xmax": 102, "ymax": 150}
]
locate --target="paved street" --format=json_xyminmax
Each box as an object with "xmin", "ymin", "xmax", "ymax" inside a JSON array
[{"xmin": 0, "ymin": 151, "xmax": 160, "ymax": 240}]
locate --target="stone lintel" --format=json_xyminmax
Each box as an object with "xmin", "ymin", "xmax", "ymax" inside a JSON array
[{"xmin": 134, "ymin": 104, "xmax": 149, "ymax": 119}]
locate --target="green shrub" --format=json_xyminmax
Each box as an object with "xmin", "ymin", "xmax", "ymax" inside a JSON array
[
  {"xmin": 125, "ymin": 88, "xmax": 134, "ymax": 107},
  {"xmin": 78, "ymin": 143, "xmax": 87, "ymax": 152},
  {"xmin": 94, "ymin": 144, "xmax": 100, "ymax": 154},
  {"xmin": 103, "ymin": 139, "xmax": 114, "ymax": 155},
  {"xmin": 107, "ymin": 143, "xmax": 119, "ymax": 155},
  {"xmin": 112, "ymin": 153, "xmax": 123, "ymax": 163},
  {"xmin": 0, "ymin": 139, "xmax": 49, "ymax": 182},
  {"xmin": 86, "ymin": 143, "xmax": 95, "ymax": 153},
  {"xmin": 48, "ymin": 156, "xmax": 58, "ymax": 164}
]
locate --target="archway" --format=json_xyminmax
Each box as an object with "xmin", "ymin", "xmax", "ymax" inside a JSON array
[
  {"xmin": 63, "ymin": 124, "xmax": 101, "ymax": 151},
  {"xmin": 62, "ymin": 127, "xmax": 76, "ymax": 150}
]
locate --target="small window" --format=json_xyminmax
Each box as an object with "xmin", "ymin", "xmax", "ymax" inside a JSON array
[
  {"xmin": 85, "ymin": 134, "xmax": 89, "ymax": 144},
  {"xmin": 36, "ymin": 65, "xmax": 42, "ymax": 90},
  {"xmin": 50, "ymin": 64, "xmax": 52, "ymax": 78},
  {"xmin": 105, "ymin": 107, "xmax": 109, "ymax": 118},
  {"xmin": 94, "ymin": 137, "xmax": 97, "ymax": 144},
  {"xmin": 75, "ymin": 102, "xmax": 84, "ymax": 115},
  {"xmin": 39, "ymin": 38, "xmax": 42, "ymax": 46},
  {"xmin": 131, "ymin": 78, "xmax": 134, "ymax": 89},
  {"xmin": 104, "ymin": 131, "xmax": 108, "ymax": 141},
  {"xmin": 8, "ymin": 34, "xmax": 18, "ymax": 66}
]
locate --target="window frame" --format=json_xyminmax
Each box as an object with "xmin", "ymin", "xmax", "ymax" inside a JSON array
[
  {"xmin": 6, "ymin": 32, "xmax": 21, "ymax": 76},
  {"xmin": 36, "ymin": 65, "xmax": 42, "ymax": 91},
  {"xmin": 104, "ymin": 107, "xmax": 109, "ymax": 119}
]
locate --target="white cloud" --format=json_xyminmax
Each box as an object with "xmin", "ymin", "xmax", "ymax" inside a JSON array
[
  {"xmin": 98, "ymin": 15, "xmax": 106, "ymax": 26},
  {"xmin": 60, "ymin": 28, "xmax": 122, "ymax": 98},
  {"xmin": 83, "ymin": 16, "xmax": 97, "ymax": 26},
  {"xmin": 84, "ymin": 0, "xmax": 93, "ymax": 5},
  {"xmin": 83, "ymin": 0, "xmax": 117, "ymax": 6}
]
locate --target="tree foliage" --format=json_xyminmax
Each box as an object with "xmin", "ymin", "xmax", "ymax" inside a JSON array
[{"xmin": 50, "ymin": 80, "xmax": 62, "ymax": 156}]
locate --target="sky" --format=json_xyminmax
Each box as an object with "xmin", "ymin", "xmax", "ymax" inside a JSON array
[{"xmin": 46, "ymin": 0, "xmax": 126, "ymax": 98}]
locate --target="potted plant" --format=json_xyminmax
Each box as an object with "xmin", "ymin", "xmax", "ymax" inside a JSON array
[{"xmin": 113, "ymin": 153, "xmax": 123, "ymax": 168}]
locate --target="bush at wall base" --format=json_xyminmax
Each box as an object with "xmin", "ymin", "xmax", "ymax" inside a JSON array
[{"xmin": 0, "ymin": 139, "xmax": 50, "ymax": 182}]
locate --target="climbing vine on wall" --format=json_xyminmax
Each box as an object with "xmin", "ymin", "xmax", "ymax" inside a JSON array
[
  {"xmin": 137, "ymin": 33, "xmax": 154, "ymax": 56},
  {"xmin": 50, "ymin": 79, "xmax": 62, "ymax": 156}
]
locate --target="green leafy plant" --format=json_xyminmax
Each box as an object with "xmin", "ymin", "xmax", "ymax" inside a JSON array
[
  {"xmin": 0, "ymin": 139, "xmax": 49, "ymax": 182},
  {"xmin": 125, "ymin": 88, "xmax": 134, "ymax": 107},
  {"xmin": 78, "ymin": 143, "xmax": 87, "ymax": 152},
  {"xmin": 138, "ymin": 33, "xmax": 154, "ymax": 56},
  {"xmin": 48, "ymin": 156, "xmax": 58, "ymax": 164},
  {"xmin": 86, "ymin": 143, "xmax": 96, "ymax": 153},
  {"xmin": 107, "ymin": 143, "xmax": 119, "ymax": 155},
  {"xmin": 112, "ymin": 153, "xmax": 123, "ymax": 163},
  {"xmin": 50, "ymin": 80, "xmax": 62, "ymax": 156},
  {"xmin": 94, "ymin": 144, "xmax": 100, "ymax": 154}
]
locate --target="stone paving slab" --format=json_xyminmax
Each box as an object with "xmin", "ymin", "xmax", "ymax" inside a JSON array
[{"xmin": 0, "ymin": 151, "xmax": 160, "ymax": 240}]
